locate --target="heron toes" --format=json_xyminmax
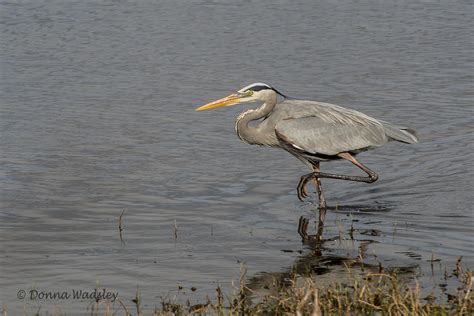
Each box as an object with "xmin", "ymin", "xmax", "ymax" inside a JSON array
[{"xmin": 296, "ymin": 174, "xmax": 313, "ymax": 201}]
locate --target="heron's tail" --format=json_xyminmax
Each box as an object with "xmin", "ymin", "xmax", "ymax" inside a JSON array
[{"xmin": 381, "ymin": 121, "xmax": 419, "ymax": 144}]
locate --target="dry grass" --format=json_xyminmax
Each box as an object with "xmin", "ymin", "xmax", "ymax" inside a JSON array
[{"xmin": 153, "ymin": 265, "xmax": 472, "ymax": 316}]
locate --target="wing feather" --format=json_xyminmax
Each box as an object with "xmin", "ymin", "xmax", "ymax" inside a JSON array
[{"xmin": 274, "ymin": 102, "xmax": 388, "ymax": 155}]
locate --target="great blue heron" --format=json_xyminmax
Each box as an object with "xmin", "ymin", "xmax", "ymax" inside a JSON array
[{"xmin": 196, "ymin": 83, "xmax": 418, "ymax": 219}]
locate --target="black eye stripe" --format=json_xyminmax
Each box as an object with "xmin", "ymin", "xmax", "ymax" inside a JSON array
[
  {"xmin": 240, "ymin": 83, "xmax": 287, "ymax": 98},
  {"xmin": 246, "ymin": 85, "xmax": 287, "ymax": 98},
  {"xmin": 248, "ymin": 85, "xmax": 270, "ymax": 92}
]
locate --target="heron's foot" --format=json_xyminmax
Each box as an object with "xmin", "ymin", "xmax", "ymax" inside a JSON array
[
  {"xmin": 298, "ymin": 173, "xmax": 325, "ymax": 202},
  {"xmin": 297, "ymin": 174, "xmax": 312, "ymax": 201}
]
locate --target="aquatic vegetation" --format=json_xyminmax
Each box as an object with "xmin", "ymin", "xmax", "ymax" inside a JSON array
[{"xmin": 153, "ymin": 266, "xmax": 472, "ymax": 316}]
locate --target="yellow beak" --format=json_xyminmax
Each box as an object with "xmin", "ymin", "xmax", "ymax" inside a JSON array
[{"xmin": 196, "ymin": 94, "xmax": 242, "ymax": 111}]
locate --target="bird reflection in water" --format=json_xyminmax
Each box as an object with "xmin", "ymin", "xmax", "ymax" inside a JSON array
[{"xmin": 244, "ymin": 210, "xmax": 418, "ymax": 298}]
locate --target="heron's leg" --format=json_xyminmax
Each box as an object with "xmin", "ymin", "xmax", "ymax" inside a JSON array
[
  {"xmin": 312, "ymin": 163, "xmax": 327, "ymax": 219},
  {"xmin": 297, "ymin": 153, "xmax": 378, "ymax": 202}
]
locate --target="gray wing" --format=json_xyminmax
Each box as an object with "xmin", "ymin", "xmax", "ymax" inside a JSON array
[{"xmin": 274, "ymin": 101, "xmax": 388, "ymax": 156}]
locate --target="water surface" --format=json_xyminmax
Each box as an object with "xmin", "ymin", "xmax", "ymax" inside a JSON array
[{"xmin": 1, "ymin": 0, "xmax": 472, "ymax": 313}]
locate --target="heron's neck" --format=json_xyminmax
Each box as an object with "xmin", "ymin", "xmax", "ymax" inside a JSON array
[{"xmin": 235, "ymin": 96, "xmax": 276, "ymax": 145}]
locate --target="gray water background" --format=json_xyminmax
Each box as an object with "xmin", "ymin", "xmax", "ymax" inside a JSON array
[{"xmin": 1, "ymin": 0, "xmax": 473, "ymax": 313}]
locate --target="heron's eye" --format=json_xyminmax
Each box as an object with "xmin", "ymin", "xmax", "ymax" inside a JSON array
[{"xmin": 247, "ymin": 90, "xmax": 254, "ymax": 96}]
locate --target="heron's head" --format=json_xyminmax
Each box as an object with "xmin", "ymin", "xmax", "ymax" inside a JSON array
[{"xmin": 196, "ymin": 83, "xmax": 286, "ymax": 111}]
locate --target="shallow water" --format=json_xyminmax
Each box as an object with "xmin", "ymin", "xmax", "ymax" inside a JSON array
[{"xmin": 1, "ymin": 0, "xmax": 472, "ymax": 313}]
